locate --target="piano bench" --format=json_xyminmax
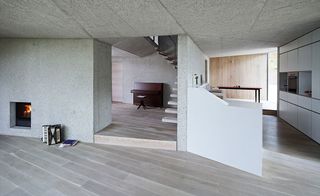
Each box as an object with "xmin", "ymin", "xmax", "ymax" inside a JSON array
[{"xmin": 137, "ymin": 95, "xmax": 147, "ymax": 110}]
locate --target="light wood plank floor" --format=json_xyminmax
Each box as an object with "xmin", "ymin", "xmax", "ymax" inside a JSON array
[
  {"xmin": 97, "ymin": 103, "xmax": 176, "ymax": 141},
  {"xmin": 1, "ymin": 116, "xmax": 320, "ymax": 196},
  {"xmin": 263, "ymin": 115, "xmax": 320, "ymax": 162}
]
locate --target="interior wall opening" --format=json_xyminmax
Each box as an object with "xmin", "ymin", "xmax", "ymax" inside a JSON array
[{"xmin": 95, "ymin": 35, "xmax": 178, "ymax": 150}]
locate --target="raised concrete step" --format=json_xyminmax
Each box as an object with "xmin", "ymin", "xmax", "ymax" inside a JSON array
[
  {"xmin": 165, "ymin": 108, "xmax": 177, "ymax": 114},
  {"xmin": 213, "ymin": 92, "xmax": 223, "ymax": 99},
  {"xmin": 94, "ymin": 135, "xmax": 176, "ymax": 150},
  {"xmin": 172, "ymin": 87, "xmax": 177, "ymax": 91},
  {"xmin": 170, "ymin": 94, "xmax": 177, "ymax": 98},
  {"xmin": 162, "ymin": 117, "xmax": 177, "ymax": 124},
  {"xmin": 168, "ymin": 101, "xmax": 177, "ymax": 106}
]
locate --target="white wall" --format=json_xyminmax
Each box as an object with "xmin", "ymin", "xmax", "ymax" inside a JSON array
[
  {"xmin": 188, "ymin": 88, "xmax": 262, "ymax": 176},
  {"xmin": 177, "ymin": 35, "xmax": 262, "ymax": 175},
  {"xmin": 93, "ymin": 40, "xmax": 112, "ymax": 133},
  {"xmin": 0, "ymin": 39, "xmax": 112, "ymax": 142},
  {"xmin": 112, "ymin": 60, "xmax": 123, "ymax": 102},
  {"xmin": 177, "ymin": 35, "xmax": 208, "ymax": 151},
  {"xmin": 112, "ymin": 52, "xmax": 177, "ymax": 107}
]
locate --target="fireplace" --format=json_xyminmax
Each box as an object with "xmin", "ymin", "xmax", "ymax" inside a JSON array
[{"xmin": 10, "ymin": 102, "xmax": 31, "ymax": 127}]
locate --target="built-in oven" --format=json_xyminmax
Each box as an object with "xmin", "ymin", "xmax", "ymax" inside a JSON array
[{"xmin": 288, "ymin": 72, "xmax": 299, "ymax": 94}]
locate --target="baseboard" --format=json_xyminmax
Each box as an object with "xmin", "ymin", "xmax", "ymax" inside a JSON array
[{"xmin": 263, "ymin": 109, "xmax": 277, "ymax": 116}]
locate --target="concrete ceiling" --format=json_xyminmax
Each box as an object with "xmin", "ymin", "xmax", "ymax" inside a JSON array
[
  {"xmin": 1, "ymin": 0, "xmax": 320, "ymax": 57},
  {"xmin": 113, "ymin": 37, "xmax": 155, "ymax": 57},
  {"xmin": 112, "ymin": 47, "xmax": 137, "ymax": 58}
]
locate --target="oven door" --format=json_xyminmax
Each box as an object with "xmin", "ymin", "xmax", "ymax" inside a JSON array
[{"xmin": 288, "ymin": 73, "xmax": 298, "ymax": 94}]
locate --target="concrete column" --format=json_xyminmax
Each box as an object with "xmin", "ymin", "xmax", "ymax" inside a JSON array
[
  {"xmin": 177, "ymin": 35, "xmax": 207, "ymax": 151},
  {"xmin": 93, "ymin": 40, "xmax": 112, "ymax": 133},
  {"xmin": 177, "ymin": 35, "xmax": 189, "ymax": 151}
]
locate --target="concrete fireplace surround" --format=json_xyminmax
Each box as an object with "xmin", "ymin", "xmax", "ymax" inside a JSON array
[{"xmin": 0, "ymin": 39, "xmax": 112, "ymax": 142}]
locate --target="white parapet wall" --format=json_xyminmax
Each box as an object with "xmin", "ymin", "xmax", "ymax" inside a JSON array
[{"xmin": 187, "ymin": 87, "xmax": 262, "ymax": 176}]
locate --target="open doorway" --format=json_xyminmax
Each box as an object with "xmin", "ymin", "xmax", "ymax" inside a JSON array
[
  {"xmin": 266, "ymin": 50, "xmax": 278, "ymax": 110},
  {"xmin": 95, "ymin": 36, "xmax": 178, "ymax": 150},
  {"xmin": 209, "ymin": 50, "xmax": 278, "ymax": 110}
]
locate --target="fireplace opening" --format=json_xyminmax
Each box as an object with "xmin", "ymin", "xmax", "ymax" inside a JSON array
[{"xmin": 10, "ymin": 102, "xmax": 32, "ymax": 127}]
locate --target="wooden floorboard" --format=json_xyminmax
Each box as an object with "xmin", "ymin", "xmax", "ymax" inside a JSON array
[{"xmin": 1, "ymin": 115, "xmax": 320, "ymax": 195}]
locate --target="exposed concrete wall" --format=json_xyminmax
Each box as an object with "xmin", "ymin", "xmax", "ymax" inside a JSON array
[
  {"xmin": 0, "ymin": 38, "xmax": 112, "ymax": 142},
  {"xmin": 93, "ymin": 40, "xmax": 112, "ymax": 133},
  {"xmin": 112, "ymin": 52, "xmax": 177, "ymax": 107},
  {"xmin": 177, "ymin": 35, "xmax": 207, "ymax": 151}
]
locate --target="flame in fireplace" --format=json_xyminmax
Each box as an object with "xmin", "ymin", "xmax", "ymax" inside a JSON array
[{"xmin": 24, "ymin": 104, "xmax": 32, "ymax": 117}]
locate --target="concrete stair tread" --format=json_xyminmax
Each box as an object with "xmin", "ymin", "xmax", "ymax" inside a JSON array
[
  {"xmin": 170, "ymin": 94, "xmax": 177, "ymax": 98},
  {"xmin": 165, "ymin": 108, "xmax": 177, "ymax": 114},
  {"xmin": 213, "ymin": 92, "xmax": 223, "ymax": 96},
  {"xmin": 162, "ymin": 117, "xmax": 177, "ymax": 124},
  {"xmin": 168, "ymin": 101, "xmax": 177, "ymax": 105},
  {"xmin": 212, "ymin": 92, "xmax": 223, "ymax": 99}
]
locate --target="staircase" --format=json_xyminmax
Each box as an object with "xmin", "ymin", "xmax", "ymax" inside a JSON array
[
  {"xmin": 145, "ymin": 35, "xmax": 177, "ymax": 69},
  {"xmin": 144, "ymin": 35, "xmax": 178, "ymax": 124},
  {"xmin": 210, "ymin": 88, "xmax": 224, "ymax": 99},
  {"xmin": 162, "ymin": 83, "xmax": 178, "ymax": 124}
]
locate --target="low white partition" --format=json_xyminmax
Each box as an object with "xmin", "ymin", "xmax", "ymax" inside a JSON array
[{"xmin": 187, "ymin": 87, "xmax": 262, "ymax": 176}]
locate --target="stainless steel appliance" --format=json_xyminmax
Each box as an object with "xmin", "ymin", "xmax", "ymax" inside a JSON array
[{"xmin": 288, "ymin": 72, "xmax": 299, "ymax": 94}]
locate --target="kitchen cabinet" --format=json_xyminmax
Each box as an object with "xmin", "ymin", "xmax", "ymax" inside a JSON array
[
  {"xmin": 312, "ymin": 42, "xmax": 320, "ymax": 99},
  {"xmin": 298, "ymin": 45, "xmax": 312, "ymax": 71},
  {"xmin": 312, "ymin": 112, "xmax": 320, "ymax": 144},
  {"xmin": 287, "ymin": 102, "xmax": 298, "ymax": 127},
  {"xmin": 288, "ymin": 49, "xmax": 298, "ymax": 71},
  {"xmin": 298, "ymin": 107, "xmax": 312, "ymax": 137},
  {"xmin": 297, "ymin": 33, "xmax": 312, "ymax": 47},
  {"xmin": 297, "ymin": 95, "xmax": 312, "ymax": 110},
  {"xmin": 279, "ymin": 91, "xmax": 288, "ymax": 101},
  {"xmin": 312, "ymin": 99, "xmax": 320, "ymax": 114},
  {"xmin": 287, "ymin": 93, "xmax": 298, "ymax": 105},
  {"xmin": 279, "ymin": 100, "xmax": 288, "ymax": 122},
  {"xmin": 312, "ymin": 28, "xmax": 320, "ymax": 42},
  {"xmin": 279, "ymin": 53, "xmax": 288, "ymax": 72}
]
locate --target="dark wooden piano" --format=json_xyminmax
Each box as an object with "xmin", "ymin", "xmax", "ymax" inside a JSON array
[{"xmin": 130, "ymin": 82, "xmax": 163, "ymax": 108}]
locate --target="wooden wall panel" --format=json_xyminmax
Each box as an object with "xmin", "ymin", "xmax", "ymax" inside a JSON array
[{"xmin": 210, "ymin": 54, "xmax": 267, "ymax": 100}]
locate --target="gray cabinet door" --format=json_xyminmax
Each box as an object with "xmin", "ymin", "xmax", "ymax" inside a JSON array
[
  {"xmin": 298, "ymin": 107, "xmax": 312, "ymax": 137},
  {"xmin": 312, "ymin": 42, "xmax": 320, "ymax": 99},
  {"xmin": 312, "ymin": 112, "xmax": 320, "ymax": 144},
  {"xmin": 298, "ymin": 45, "xmax": 312, "ymax": 71},
  {"xmin": 279, "ymin": 100, "xmax": 288, "ymax": 121},
  {"xmin": 287, "ymin": 102, "xmax": 298, "ymax": 128},
  {"xmin": 288, "ymin": 50, "xmax": 298, "ymax": 71},
  {"xmin": 279, "ymin": 53, "xmax": 288, "ymax": 72}
]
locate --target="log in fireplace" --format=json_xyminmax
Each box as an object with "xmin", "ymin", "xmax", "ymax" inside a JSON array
[{"xmin": 15, "ymin": 102, "xmax": 31, "ymax": 127}]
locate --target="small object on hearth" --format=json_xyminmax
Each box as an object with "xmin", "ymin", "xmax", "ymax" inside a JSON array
[
  {"xmin": 54, "ymin": 125, "xmax": 62, "ymax": 144},
  {"xmin": 59, "ymin": 140, "xmax": 78, "ymax": 148},
  {"xmin": 42, "ymin": 125, "xmax": 50, "ymax": 143},
  {"xmin": 192, "ymin": 74, "xmax": 199, "ymax": 87},
  {"xmin": 42, "ymin": 124, "xmax": 63, "ymax": 145}
]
